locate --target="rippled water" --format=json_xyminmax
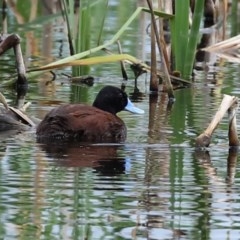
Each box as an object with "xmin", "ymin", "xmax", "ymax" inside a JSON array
[
  {"xmin": 1, "ymin": 86, "xmax": 240, "ymax": 239},
  {"xmin": 1, "ymin": 1, "xmax": 240, "ymax": 240}
]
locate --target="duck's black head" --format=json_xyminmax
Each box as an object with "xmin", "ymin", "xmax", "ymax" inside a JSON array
[{"xmin": 92, "ymin": 86, "xmax": 128, "ymax": 115}]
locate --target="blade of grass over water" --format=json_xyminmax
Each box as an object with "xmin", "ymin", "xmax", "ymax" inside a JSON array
[
  {"xmin": 74, "ymin": 0, "xmax": 91, "ymax": 76},
  {"xmin": 170, "ymin": 1, "xmax": 204, "ymax": 80},
  {"xmin": 96, "ymin": 0, "xmax": 109, "ymax": 45},
  {"xmin": 30, "ymin": 54, "xmax": 147, "ymax": 71},
  {"xmin": 62, "ymin": 0, "xmax": 75, "ymax": 55},
  {"xmin": 174, "ymin": 0, "xmax": 190, "ymax": 72},
  {"xmin": 230, "ymin": 0, "xmax": 239, "ymax": 36},
  {"xmin": 28, "ymin": 53, "xmax": 191, "ymax": 85},
  {"xmin": 183, "ymin": 0, "xmax": 204, "ymax": 79}
]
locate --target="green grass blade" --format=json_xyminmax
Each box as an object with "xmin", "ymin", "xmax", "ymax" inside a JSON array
[
  {"xmin": 96, "ymin": 0, "xmax": 109, "ymax": 45},
  {"xmin": 73, "ymin": 0, "xmax": 91, "ymax": 76},
  {"xmin": 174, "ymin": 0, "xmax": 190, "ymax": 72},
  {"xmin": 62, "ymin": 0, "xmax": 75, "ymax": 54},
  {"xmin": 183, "ymin": 0, "xmax": 204, "ymax": 79},
  {"xmin": 30, "ymin": 54, "xmax": 144, "ymax": 71},
  {"xmin": 142, "ymin": 7, "xmax": 174, "ymax": 19}
]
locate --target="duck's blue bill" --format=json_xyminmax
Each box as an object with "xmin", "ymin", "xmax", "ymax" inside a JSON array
[{"xmin": 125, "ymin": 98, "xmax": 144, "ymax": 114}]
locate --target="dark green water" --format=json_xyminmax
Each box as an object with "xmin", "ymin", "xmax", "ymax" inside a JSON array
[{"xmin": 0, "ymin": 1, "xmax": 240, "ymax": 239}]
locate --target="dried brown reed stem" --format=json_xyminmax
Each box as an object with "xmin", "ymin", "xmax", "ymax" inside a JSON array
[
  {"xmin": 146, "ymin": 0, "xmax": 174, "ymax": 98},
  {"xmin": 150, "ymin": 20, "xmax": 158, "ymax": 91},
  {"xmin": 195, "ymin": 95, "xmax": 238, "ymax": 147}
]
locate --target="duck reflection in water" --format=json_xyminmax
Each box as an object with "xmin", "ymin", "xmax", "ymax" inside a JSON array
[
  {"xmin": 0, "ymin": 86, "xmax": 143, "ymax": 174},
  {"xmin": 36, "ymin": 86, "xmax": 143, "ymax": 175},
  {"xmin": 40, "ymin": 142, "xmax": 127, "ymax": 176}
]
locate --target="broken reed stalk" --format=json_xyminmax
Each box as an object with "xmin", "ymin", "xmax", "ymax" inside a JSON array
[
  {"xmin": 0, "ymin": 34, "xmax": 26, "ymax": 82},
  {"xmin": 0, "ymin": 33, "xmax": 28, "ymax": 109},
  {"xmin": 13, "ymin": 36, "xmax": 26, "ymax": 79},
  {"xmin": 195, "ymin": 95, "xmax": 238, "ymax": 147},
  {"xmin": 0, "ymin": 34, "xmax": 20, "ymax": 55}
]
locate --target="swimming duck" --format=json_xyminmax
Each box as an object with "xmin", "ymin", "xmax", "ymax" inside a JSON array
[{"xmin": 36, "ymin": 85, "xmax": 144, "ymax": 143}]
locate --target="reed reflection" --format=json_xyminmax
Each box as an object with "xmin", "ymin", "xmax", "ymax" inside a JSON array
[
  {"xmin": 194, "ymin": 148, "xmax": 238, "ymax": 184},
  {"xmin": 193, "ymin": 147, "xmax": 239, "ymax": 238}
]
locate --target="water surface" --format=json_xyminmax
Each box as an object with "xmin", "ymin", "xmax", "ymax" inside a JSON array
[{"xmin": 1, "ymin": 1, "xmax": 240, "ymax": 240}]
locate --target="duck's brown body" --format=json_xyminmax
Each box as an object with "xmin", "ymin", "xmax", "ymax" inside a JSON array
[
  {"xmin": 36, "ymin": 104, "xmax": 127, "ymax": 142},
  {"xmin": 36, "ymin": 86, "xmax": 143, "ymax": 143}
]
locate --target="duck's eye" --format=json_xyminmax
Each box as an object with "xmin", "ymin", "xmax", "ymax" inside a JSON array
[{"xmin": 117, "ymin": 93, "xmax": 123, "ymax": 98}]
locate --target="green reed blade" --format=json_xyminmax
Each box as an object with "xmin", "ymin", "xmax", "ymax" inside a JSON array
[
  {"xmin": 30, "ymin": 54, "xmax": 145, "ymax": 71},
  {"xmin": 183, "ymin": 0, "xmax": 204, "ymax": 79},
  {"xmin": 231, "ymin": 0, "xmax": 239, "ymax": 36},
  {"xmin": 96, "ymin": 0, "xmax": 109, "ymax": 45},
  {"xmin": 174, "ymin": 0, "xmax": 190, "ymax": 72},
  {"xmin": 73, "ymin": 0, "xmax": 91, "ymax": 76},
  {"xmin": 62, "ymin": 0, "xmax": 75, "ymax": 55}
]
